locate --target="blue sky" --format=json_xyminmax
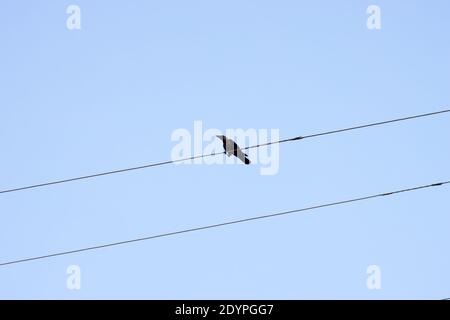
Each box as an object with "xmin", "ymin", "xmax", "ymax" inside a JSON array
[{"xmin": 0, "ymin": 0, "xmax": 449, "ymax": 299}]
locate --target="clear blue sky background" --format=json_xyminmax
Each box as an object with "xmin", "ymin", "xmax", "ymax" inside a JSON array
[{"xmin": 1, "ymin": 0, "xmax": 449, "ymax": 299}]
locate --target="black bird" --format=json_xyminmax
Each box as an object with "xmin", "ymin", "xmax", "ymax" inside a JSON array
[{"xmin": 216, "ymin": 135, "xmax": 251, "ymax": 165}]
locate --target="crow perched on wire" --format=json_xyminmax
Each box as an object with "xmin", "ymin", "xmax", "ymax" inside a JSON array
[{"xmin": 216, "ymin": 135, "xmax": 251, "ymax": 165}]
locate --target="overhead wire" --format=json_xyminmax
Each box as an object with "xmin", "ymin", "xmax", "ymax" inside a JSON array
[
  {"xmin": 1, "ymin": 109, "xmax": 449, "ymax": 195},
  {"xmin": 0, "ymin": 180, "xmax": 448, "ymax": 267}
]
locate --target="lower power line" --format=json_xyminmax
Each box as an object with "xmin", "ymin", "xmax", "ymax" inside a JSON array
[{"xmin": 0, "ymin": 180, "xmax": 448, "ymax": 267}]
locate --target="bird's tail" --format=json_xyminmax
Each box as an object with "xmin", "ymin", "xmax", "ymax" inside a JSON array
[
  {"xmin": 236, "ymin": 150, "xmax": 251, "ymax": 165},
  {"xmin": 243, "ymin": 153, "xmax": 251, "ymax": 164}
]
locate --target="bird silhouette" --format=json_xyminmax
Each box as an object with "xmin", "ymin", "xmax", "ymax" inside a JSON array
[{"xmin": 216, "ymin": 135, "xmax": 251, "ymax": 165}]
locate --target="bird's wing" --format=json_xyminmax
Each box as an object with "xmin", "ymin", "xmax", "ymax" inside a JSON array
[
  {"xmin": 223, "ymin": 138, "xmax": 251, "ymax": 164},
  {"xmin": 224, "ymin": 138, "xmax": 237, "ymax": 154}
]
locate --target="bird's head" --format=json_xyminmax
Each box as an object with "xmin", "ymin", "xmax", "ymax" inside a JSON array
[{"xmin": 216, "ymin": 135, "xmax": 226, "ymax": 141}]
